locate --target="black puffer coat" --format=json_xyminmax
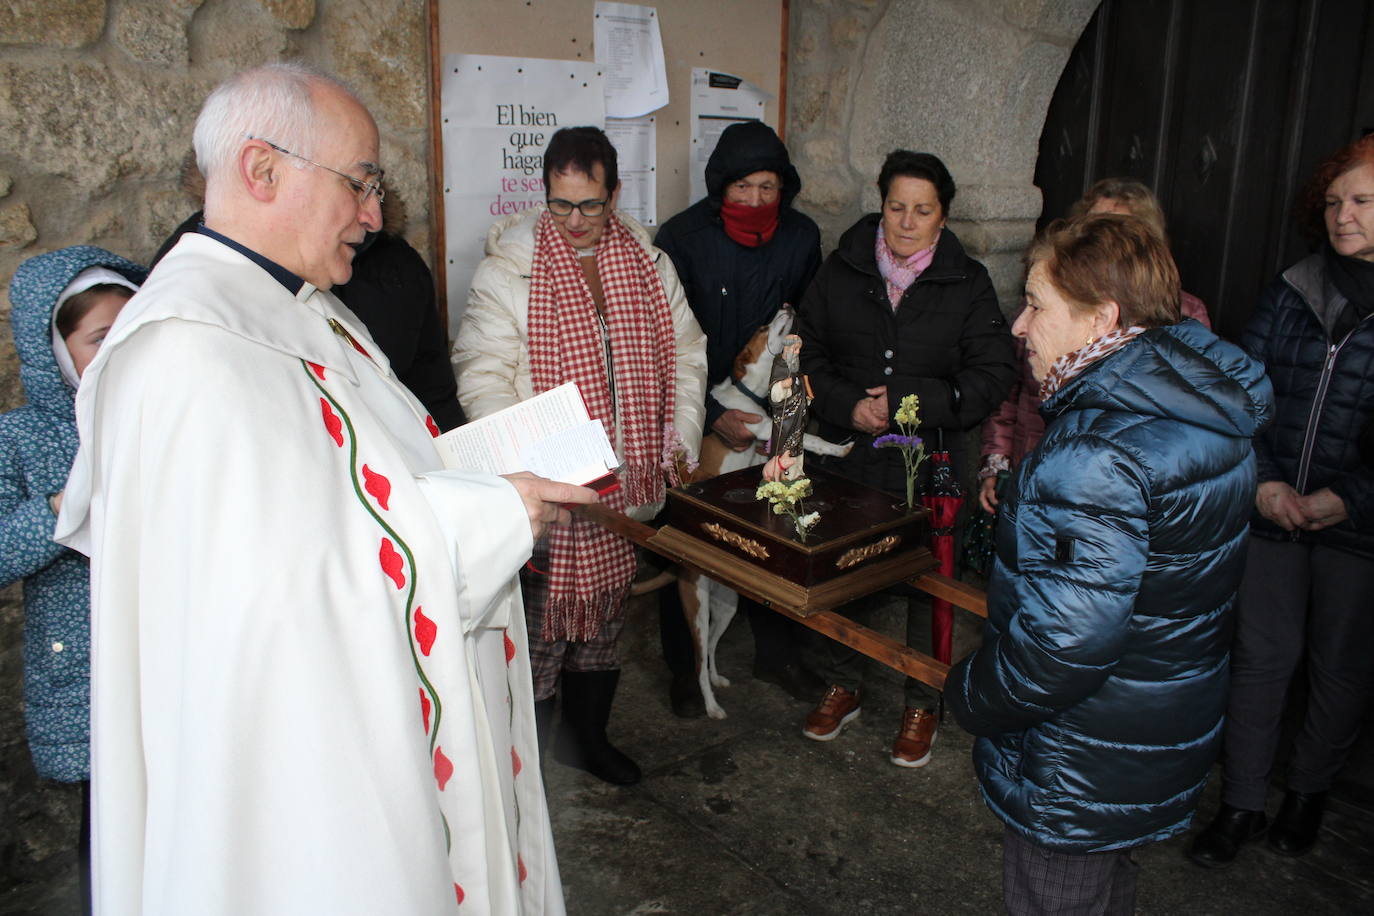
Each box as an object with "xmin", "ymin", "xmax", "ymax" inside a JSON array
[
  {"xmin": 654, "ymin": 122, "xmax": 821, "ymax": 426},
  {"xmin": 948, "ymin": 320, "xmax": 1274, "ymax": 852},
  {"xmin": 795, "ymin": 215, "xmax": 1015, "ymax": 493},
  {"xmin": 1242, "ymin": 252, "xmax": 1374, "ymax": 558}
]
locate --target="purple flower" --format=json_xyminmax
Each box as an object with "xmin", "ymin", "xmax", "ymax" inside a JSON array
[{"xmin": 872, "ymin": 433, "xmax": 923, "ymax": 450}]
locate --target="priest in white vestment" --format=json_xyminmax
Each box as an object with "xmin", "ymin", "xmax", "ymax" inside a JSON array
[{"xmin": 55, "ymin": 62, "xmax": 589, "ymax": 915}]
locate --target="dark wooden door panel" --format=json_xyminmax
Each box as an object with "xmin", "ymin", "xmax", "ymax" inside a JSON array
[{"xmin": 1035, "ymin": 0, "xmax": 1374, "ymax": 340}]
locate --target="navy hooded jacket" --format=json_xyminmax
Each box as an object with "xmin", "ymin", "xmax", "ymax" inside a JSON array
[
  {"xmin": 654, "ymin": 121, "xmax": 821, "ymax": 426},
  {"xmin": 1242, "ymin": 252, "xmax": 1374, "ymax": 557},
  {"xmin": 947, "ymin": 319, "xmax": 1273, "ymax": 852}
]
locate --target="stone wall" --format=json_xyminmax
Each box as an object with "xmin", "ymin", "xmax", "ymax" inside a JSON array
[
  {"xmin": 787, "ymin": 0, "xmax": 1099, "ymax": 306},
  {"xmin": 0, "ymin": 0, "xmax": 431, "ymax": 903}
]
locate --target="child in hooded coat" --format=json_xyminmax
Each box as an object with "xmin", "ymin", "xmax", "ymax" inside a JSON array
[{"xmin": 3, "ymin": 246, "xmax": 144, "ymax": 888}]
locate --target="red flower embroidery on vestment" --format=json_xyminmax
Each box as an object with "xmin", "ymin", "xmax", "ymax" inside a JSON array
[
  {"xmin": 307, "ymin": 361, "xmax": 327, "ymax": 381},
  {"xmin": 434, "ymin": 746, "xmax": 454, "ymax": 790},
  {"xmin": 379, "ymin": 538, "xmax": 405, "ymax": 589},
  {"xmin": 362, "ymin": 464, "xmax": 391, "ymax": 510},
  {"xmin": 504, "ymin": 630, "xmax": 516, "ymax": 664},
  {"xmin": 511, "ymin": 746, "xmax": 522, "ymax": 778},
  {"xmin": 414, "ymin": 606, "xmax": 437, "ymax": 656},
  {"xmin": 419, "ymin": 688, "xmax": 432, "ymax": 733},
  {"xmin": 320, "ymin": 398, "xmax": 343, "ymax": 447},
  {"xmin": 454, "ymin": 884, "xmax": 465, "ymax": 905},
  {"xmin": 426, "ymin": 415, "xmax": 440, "ymax": 438},
  {"xmin": 518, "ymin": 854, "xmax": 527, "ymax": 884}
]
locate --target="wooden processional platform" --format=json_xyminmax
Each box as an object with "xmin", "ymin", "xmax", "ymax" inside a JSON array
[{"xmin": 579, "ymin": 466, "xmax": 988, "ymax": 690}]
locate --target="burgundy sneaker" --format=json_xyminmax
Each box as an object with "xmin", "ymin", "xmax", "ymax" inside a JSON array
[
  {"xmin": 891, "ymin": 707, "xmax": 938, "ymax": 768},
  {"xmin": 802, "ymin": 685, "xmax": 861, "ymax": 741}
]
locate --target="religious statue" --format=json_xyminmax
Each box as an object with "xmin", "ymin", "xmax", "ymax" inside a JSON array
[{"xmin": 762, "ymin": 334, "xmax": 809, "ymax": 482}]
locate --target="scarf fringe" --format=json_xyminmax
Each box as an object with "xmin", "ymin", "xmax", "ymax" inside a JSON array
[{"xmin": 541, "ymin": 585, "xmax": 631, "ymax": 642}]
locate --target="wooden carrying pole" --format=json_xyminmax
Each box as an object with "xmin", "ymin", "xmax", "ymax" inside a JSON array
[{"xmin": 576, "ymin": 504, "xmax": 987, "ymax": 691}]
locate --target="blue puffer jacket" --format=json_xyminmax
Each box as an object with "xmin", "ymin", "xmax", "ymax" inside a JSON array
[
  {"xmin": 1242, "ymin": 253, "xmax": 1374, "ymax": 557},
  {"xmin": 2, "ymin": 246, "xmax": 144, "ymax": 781},
  {"xmin": 947, "ymin": 319, "xmax": 1273, "ymax": 852}
]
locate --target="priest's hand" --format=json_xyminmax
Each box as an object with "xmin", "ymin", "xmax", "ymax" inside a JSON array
[{"xmin": 503, "ymin": 472, "xmax": 600, "ymax": 540}]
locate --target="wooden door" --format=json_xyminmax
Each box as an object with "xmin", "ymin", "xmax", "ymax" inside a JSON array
[{"xmin": 1035, "ymin": 0, "xmax": 1374, "ymax": 340}]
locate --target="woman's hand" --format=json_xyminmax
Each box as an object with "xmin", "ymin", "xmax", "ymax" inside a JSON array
[
  {"xmin": 1255, "ymin": 481, "xmax": 1307, "ymax": 531},
  {"xmin": 1297, "ymin": 487, "xmax": 1348, "ymax": 531},
  {"xmin": 978, "ymin": 477, "xmax": 999, "ymax": 514},
  {"xmin": 850, "ymin": 386, "xmax": 890, "ymax": 436}
]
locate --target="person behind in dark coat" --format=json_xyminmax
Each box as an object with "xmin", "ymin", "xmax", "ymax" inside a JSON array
[
  {"xmin": 151, "ymin": 164, "xmax": 464, "ymax": 432},
  {"xmin": 946, "ymin": 214, "xmax": 1272, "ymax": 914},
  {"xmin": 653, "ymin": 121, "xmax": 824, "ymax": 714},
  {"xmin": 1188, "ymin": 134, "xmax": 1374, "ymax": 869},
  {"xmin": 794, "ymin": 150, "xmax": 1016, "ymax": 768}
]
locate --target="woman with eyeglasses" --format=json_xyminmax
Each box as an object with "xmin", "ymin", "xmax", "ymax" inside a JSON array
[{"xmin": 454, "ymin": 126, "xmax": 707, "ymax": 787}]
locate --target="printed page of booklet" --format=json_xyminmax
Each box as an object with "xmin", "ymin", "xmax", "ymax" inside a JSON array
[{"xmin": 435, "ymin": 382, "xmax": 620, "ymax": 488}]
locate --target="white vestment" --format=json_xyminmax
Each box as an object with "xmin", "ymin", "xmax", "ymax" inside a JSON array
[{"xmin": 57, "ymin": 233, "xmax": 563, "ymax": 915}]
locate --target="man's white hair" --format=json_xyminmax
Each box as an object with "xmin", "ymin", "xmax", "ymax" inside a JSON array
[{"xmin": 193, "ymin": 61, "xmax": 361, "ymax": 183}]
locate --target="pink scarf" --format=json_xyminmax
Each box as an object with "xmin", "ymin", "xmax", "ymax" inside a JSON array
[
  {"xmin": 1038, "ymin": 325, "xmax": 1148, "ymax": 400},
  {"xmin": 875, "ymin": 225, "xmax": 939, "ymax": 310}
]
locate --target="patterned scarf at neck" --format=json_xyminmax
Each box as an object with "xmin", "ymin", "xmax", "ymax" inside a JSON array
[
  {"xmin": 1038, "ymin": 325, "xmax": 1148, "ymax": 400},
  {"xmin": 875, "ymin": 225, "xmax": 940, "ymax": 310},
  {"xmin": 527, "ymin": 210, "xmax": 677, "ymax": 640}
]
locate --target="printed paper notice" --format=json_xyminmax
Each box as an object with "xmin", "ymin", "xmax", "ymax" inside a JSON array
[
  {"xmin": 435, "ymin": 383, "xmax": 619, "ymax": 487},
  {"xmin": 594, "ymin": 1, "xmax": 669, "ymax": 118},
  {"xmin": 606, "ymin": 115, "xmax": 656, "ymax": 225},
  {"xmin": 689, "ymin": 69, "xmax": 772, "ymax": 204}
]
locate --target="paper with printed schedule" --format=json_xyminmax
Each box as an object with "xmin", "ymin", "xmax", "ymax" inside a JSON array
[
  {"xmin": 594, "ymin": 1, "xmax": 669, "ymax": 118},
  {"xmin": 435, "ymin": 383, "xmax": 619, "ymax": 488}
]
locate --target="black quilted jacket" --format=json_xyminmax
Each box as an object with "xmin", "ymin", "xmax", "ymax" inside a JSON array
[{"xmin": 1241, "ymin": 252, "xmax": 1374, "ymax": 558}]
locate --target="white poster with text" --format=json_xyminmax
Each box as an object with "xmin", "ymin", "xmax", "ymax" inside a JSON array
[{"xmin": 442, "ymin": 53, "xmax": 605, "ymax": 332}]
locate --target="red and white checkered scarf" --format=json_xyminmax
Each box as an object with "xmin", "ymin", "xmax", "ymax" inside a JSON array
[
  {"xmin": 1038, "ymin": 325, "xmax": 1147, "ymax": 400},
  {"xmin": 528, "ymin": 209, "xmax": 677, "ymax": 640}
]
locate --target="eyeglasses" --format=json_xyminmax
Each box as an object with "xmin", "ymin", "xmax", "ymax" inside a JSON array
[
  {"xmin": 249, "ymin": 136, "xmax": 385, "ymax": 206},
  {"xmin": 546, "ymin": 197, "xmax": 609, "ymax": 218}
]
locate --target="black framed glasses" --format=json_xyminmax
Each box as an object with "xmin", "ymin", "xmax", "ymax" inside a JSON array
[
  {"xmin": 546, "ymin": 197, "xmax": 609, "ymax": 218},
  {"xmin": 249, "ymin": 136, "xmax": 385, "ymax": 206}
]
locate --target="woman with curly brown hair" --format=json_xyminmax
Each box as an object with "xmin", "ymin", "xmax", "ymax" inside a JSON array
[{"xmin": 1189, "ymin": 134, "xmax": 1374, "ymax": 868}]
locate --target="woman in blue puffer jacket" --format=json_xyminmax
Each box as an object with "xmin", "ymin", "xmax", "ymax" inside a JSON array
[
  {"xmin": 947, "ymin": 214, "xmax": 1272, "ymax": 914},
  {"xmin": 3, "ymin": 247, "xmax": 143, "ymax": 837}
]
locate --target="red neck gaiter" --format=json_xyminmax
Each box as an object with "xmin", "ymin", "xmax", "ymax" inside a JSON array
[{"xmin": 720, "ymin": 199, "xmax": 781, "ymax": 247}]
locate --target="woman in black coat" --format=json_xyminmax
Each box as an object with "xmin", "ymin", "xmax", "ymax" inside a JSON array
[
  {"xmin": 1189, "ymin": 134, "xmax": 1374, "ymax": 868},
  {"xmin": 794, "ymin": 150, "xmax": 1015, "ymax": 767}
]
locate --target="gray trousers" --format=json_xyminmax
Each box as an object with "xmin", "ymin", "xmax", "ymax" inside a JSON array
[
  {"xmin": 1221, "ymin": 536, "xmax": 1374, "ymax": 810},
  {"xmin": 810, "ymin": 591, "xmax": 941, "ymax": 709},
  {"xmin": 1002, "ymin": 827, "xmax": 1139, "ymax": 915}
]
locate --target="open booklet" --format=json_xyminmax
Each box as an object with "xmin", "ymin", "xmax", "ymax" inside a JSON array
[{"xmin": 434, "ymin": 382, "xmax": 621, "ymax": 494}]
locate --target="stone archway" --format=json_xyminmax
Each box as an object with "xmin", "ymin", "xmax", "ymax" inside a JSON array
[{"xmin": 786, "ymin": 0, "xmax": 1100, "ymax": 306}]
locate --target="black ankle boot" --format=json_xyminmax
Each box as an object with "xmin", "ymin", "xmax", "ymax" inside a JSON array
[
  {"xmin": 1268, "ymin": 790, "xmax": 1325, "ymax": 857},
  {"xmin": 1186, "ymin": 804, "xmax": 1268, "ymax": 868},
  {"xmin": 669, "ymin": 671, "xmax": 706, "ymax": 719},
  {"xmin": 554, "ymin": 670, "xmax": 641, "ymax": 785},
  {"xmin": 533, "ymin": 696, "xmax": 556, "ymax": 755}
]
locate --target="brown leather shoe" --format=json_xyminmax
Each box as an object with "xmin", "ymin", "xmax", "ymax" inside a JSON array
[
  {"xmin": 891, "ymin": 707, "xmax": 938, "ymax": 768},
  {"xmin": 801, "ymin": 685, "xmax": 861, "ymax": 741}
]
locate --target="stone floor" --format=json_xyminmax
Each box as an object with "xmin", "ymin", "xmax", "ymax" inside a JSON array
[
  {"xmin": 6, "ymin": 595, "xmax": 1373, "ymax": 915},
  {"xmin": 543, "ymin": 594, "xmax": 1374, "ymax": 916}
]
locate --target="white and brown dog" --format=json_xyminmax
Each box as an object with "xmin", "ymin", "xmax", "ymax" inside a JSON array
[{"xmin": 680, "ymin": 307, "xmax": 851, "ymax": 718}]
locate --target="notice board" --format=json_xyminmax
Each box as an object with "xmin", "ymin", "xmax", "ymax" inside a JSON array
[{"xmin": 429, "ymin": 0, "xmax": 788, "ymax": 327}]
